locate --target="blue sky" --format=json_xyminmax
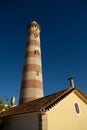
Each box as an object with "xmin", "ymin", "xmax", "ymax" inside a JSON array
[{"xmin": 0, "ymin": 0, "xmax": 87, "ymax": 104}]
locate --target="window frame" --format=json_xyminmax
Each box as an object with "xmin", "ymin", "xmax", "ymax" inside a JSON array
[{"xmin": 74, "ymin": 101, "xmax": 81, "ymax": 116}]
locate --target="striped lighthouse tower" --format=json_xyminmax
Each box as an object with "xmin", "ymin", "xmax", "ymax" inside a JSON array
[{"xmin": 19, "ymin": 21, "xmax": 43, "ymax": 104}]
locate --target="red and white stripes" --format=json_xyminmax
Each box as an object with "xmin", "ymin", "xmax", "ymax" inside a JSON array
[{"xmin": 19, "ymin": 21, "xmax": 43, "ymax": 104}]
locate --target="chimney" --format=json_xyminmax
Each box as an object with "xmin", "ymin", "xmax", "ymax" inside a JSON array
[
  {"xmin": 68, "ymin": 77, "xmax": 75, "ymax": 88},
  {"xmin": 10, "ymin": 97, "xmax": 15, "ymax": 106}
]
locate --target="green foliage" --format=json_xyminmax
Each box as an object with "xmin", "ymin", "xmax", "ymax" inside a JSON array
[
  {"xmin": 0, "ymin": 96, "xmax": 13, "ymax": 128},
  {"xmin": 0, "ymin": 104, "xmax": 5, "ymax": 111},
  {"xmin": 0, "ymin": 96, "xmax": 10, "ymax": 113}
]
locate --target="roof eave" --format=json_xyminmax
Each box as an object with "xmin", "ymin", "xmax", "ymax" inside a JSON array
[{"xmin": 74, "ymin": 88, "xmax": 87, "ymax": 104}]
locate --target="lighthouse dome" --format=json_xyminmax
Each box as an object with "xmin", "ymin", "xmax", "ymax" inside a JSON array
[{"xmin": 27, "ymin": 20, "xmax": 41, "ymax": 31}]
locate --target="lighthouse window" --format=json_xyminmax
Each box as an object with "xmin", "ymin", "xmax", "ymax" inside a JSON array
[
  {"xmin": 36, "ymin": 71, "xmax": 39, "ymax": 75},
  {"xmin": 74, "ymin": 102, "xmax": 80, "ymax": 115},
  {"xmin": 34, "ymin": 33, "xmax": 38, "ymax": 38},
  {"xmin": 34, "ymin": 50, "xmax": 40, "ymax": 55}
]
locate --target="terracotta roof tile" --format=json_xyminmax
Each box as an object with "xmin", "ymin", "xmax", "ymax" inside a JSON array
[{"xmin": 0, "ymin": 87, "xmax": 81, "ymax": 118}]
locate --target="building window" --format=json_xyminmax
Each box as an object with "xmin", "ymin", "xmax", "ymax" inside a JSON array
[
  {"xmin": 34, "ymin": 50, "xmax": 40, "ymax": 55},
  {"xmin": 74, "ymin": 102, "xmax": 80, "ymax": 115}
]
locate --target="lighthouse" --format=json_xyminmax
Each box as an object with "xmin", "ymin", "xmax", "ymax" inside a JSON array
[{"xmin": 19, "ymin": 21, "xmax": 43, "ymax": 104}]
